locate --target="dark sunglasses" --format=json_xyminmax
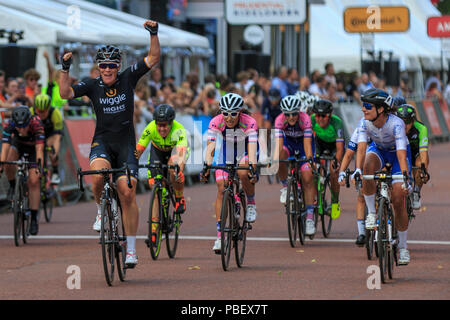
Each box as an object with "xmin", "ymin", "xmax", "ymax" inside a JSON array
[
  {"xmin": 98, "ymin": 63, "xmax": 119, "ymax": 69},
  {"xmin": 284, "ymin": 112, "xmax": 299, "ymax": 118},
  {"xmin": 222, "ymin": 112, "xmax": 239, "ymax": 118},
  {"xmin": 362, "ymin": 102, "xmax": 374, "ymax": 110},
  {"xmin": 316, "ymin": 113, "xmax": 329, "ymax": 118}
]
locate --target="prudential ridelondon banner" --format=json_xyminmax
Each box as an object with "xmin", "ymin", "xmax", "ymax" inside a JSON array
[{"xmin": 225, "ymin": 0, "xmax": 306, "ymax": 25}]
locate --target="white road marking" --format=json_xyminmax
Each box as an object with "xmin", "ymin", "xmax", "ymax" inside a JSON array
[{"xmin": 0, "ymin": 235, "xmax": 450, "ymax": 245}]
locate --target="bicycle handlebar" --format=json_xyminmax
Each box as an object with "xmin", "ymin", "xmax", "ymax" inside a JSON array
[{"xmin": 77, "ymin": 163, "xmax": 133, "ymax": 193}]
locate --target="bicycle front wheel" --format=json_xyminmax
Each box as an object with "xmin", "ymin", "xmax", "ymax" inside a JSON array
[
  {"xmin": 321, "ymin": 177, "xmax": 333, "ymax": 238},
  {"xmin": 13, "ymin": 182, "xmax": 22, "ymax": 247},
  {"xmin": 115, "ymin": 196, "xmax": 127, "ymax": 282},
  {"xmin": 235, "ymin": 191, "xmax": 247, "ymax": 268},
  {"xmin": 166, "ymin": 192, "xmax": 180, "ymax": 259},
  {"xmin": 100, "ymin": 199, "xmax": 115, "ymax": 286},
  {"xmin": 220, "ymin": 190, "xmax": 233, "ymax": 271},
  {"xmin": 286, "ymin": 179, "xmax": 299, "ymax": 247},
  {"xmin": 147, "ymin": 187, "xmax": 163, "ymax": 260},
  {"xmin": 377, "ymin": 197, "xmax": 388, "ymax": 284}
]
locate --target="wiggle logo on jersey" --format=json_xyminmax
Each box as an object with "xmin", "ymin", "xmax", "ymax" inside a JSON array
[
  {"xmin": 99, "ymin": 93, "xmax": 126, "ymax": 105},
  {"xmin": 105, "ymin": 89, "xmax": 117, "ymax": 97}
]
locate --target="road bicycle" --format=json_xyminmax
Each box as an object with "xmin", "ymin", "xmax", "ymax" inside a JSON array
[
  {"xmin": 0, "ymin": 158, "xmax": 37, "ymax": 246},
  {"xmin": 278, "ymin": 152, "xmax": 311, "ymax": 247},
  {"xmin": 78, "ymin": 164, "xmax": 132, "ymax": 286},
  {"xmin": 139, "ymin": 162, "xmax": 183, "ymax": 260},
  {"xmin": 202, "ymin": 162, "xmax": 257, "ymax": 271},
  {"xmin": 313, "ymin": 150, "xmax": 338, "ymax": 238},
  {"xmin": 362, "ymin": 163, "xmax": 408, "ymax": 283}
]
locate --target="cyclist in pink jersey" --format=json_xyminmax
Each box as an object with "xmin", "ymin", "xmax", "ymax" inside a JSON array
[
  {"xmin": 274, "ymin": 95, "xmax": 317, "ymax": 236},
  {"xmin": 201, "ymin": 93, "xmax": 258, "ymax": 253}
]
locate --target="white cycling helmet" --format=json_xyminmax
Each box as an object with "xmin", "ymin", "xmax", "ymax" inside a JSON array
[
  {"xmin": 280, "ymin": 95, "xmax": 301, "ymax": 113},
  {"xmin": 219, "ymin": 93, "xmax": 244, "ymax": 112}
]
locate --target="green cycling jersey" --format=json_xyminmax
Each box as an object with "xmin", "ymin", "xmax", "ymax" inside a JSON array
[
  {"xmin": 311, "ymin": 114, "xmax": 345, "ymax": 144},
  {"xmin": 407, "ymin": 120, "xmax": 428, "ymax": 157},
  {"xmin": 137, "ymin": 120, "xmax": 189, "ymax": 154}
]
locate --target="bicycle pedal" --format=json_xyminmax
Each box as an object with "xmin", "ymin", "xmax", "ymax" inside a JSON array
[
  {"xmin": 144, "ymin": 238, "xmax": 150, "ymax": 248},
  {"xmin": 125, "ymin": 263, "xmax": 136, "ymax": 269}
]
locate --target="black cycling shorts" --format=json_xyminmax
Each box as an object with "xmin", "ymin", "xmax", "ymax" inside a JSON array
[{"xmin": 89, "ymin": 136, "xmax": 138, "ymax": 181}]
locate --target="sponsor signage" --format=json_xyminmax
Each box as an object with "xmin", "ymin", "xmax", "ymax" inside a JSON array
[
  {"xmin": 225, "ymin": 0, "xmax": 306, "ymax": 25},
  {"xmin": 427, "ymin": 16, "xmax": 450, "ymax": 38},
  {"xmin": 344, "ymin": 6, "xmax": 410, "ymax": 33}
]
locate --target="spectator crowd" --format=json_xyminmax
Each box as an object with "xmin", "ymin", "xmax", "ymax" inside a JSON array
[{"xmin": 1, "ymin": 53, "xmax": 449, "ymax": 141}]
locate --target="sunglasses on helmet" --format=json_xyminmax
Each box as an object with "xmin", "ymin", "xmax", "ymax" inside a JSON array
[
  {"xmin": 98, "ymin": 63, "xmax": 119, "ymax": 69},
  {"xmin": 222, "ymin": 111, "xmax": 239, "ymax": 118}
]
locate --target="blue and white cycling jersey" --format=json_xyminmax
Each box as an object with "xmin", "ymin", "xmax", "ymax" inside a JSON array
[{"xmin": 357, "ymin": 114, "xmax": 408, "ymax": 151}]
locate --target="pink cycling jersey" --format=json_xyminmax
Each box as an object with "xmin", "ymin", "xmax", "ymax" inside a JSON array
[
  {"xmin": 208, "ymin": 113, "xmax": 258, "ymax": 143},
  {"xmin": 274, "ymin": 112, "xmax": 313, "ymax": 140}
]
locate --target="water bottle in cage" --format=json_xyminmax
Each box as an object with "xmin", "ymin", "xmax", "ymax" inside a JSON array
[
  {"xmin": 297, "ymin": 182, "xmax": 303, "ymax": 204},
  {"xmin": 234, "ymin": 194, "xmax": 241, "ymax": 218},
  {"xmin": 112, "ymin": 197, "xmax": 119, "ymax": 223}
]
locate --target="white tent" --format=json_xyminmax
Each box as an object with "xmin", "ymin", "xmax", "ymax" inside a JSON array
[
  {"xmin": 310, "ymin": 0, "xmax": 443, "ymax": 73},
  {"xmin": 0, "ymin": 0, "xmax": 209, "ymax": 48}
]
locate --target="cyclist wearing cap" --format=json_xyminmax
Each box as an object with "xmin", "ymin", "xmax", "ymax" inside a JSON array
[
  {"xmin": 30, "ymin": 93, "xmax": 63, "ymax": 184},
  {"xmin": 354, "ymin": 88, "xmax": 412, "ymax": 265},
  {"xmin": 58, "ymin": 20, "xmax": 160, "ymax": 267},
  {"xmin": 396, "ymin": 104, "xmax": 430, "ymax": 209},
  {"xmin": 274, "ymin": 95, "xmax": 317, "ymax": 236},
  {"xmin": 201, "ymin": 93, "xmax": 259, "ymax": 253},
  {"xmin": 136, "ymin": 104, "xmax": 189, "ymax": 244},
  {"xmin": 310, "ymin": 99, "xmax": 344, "ymax": 219},
  {"xmin": 0, "ymin": 106, "xmax": 45, "ymax": 235}
]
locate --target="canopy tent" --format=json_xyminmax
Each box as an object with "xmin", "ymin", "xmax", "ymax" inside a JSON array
[
  {"xmin": 310, "ymin": 0, "xmax": 443, "ymax": 73},
  {"xmin": 0, "ymin": 0, "xmax": 209, "ymax": 48}
]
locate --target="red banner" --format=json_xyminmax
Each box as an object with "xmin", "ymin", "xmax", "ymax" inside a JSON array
[
  {"xmin": 422, "ymin": 100, "xmax": 442, "ymax": 135},
  {"xmin": 438, "ymin": 99, "xmax": 450, "ymax": 131},
  {"xmin": 64, "ymin": 119, "xmax": 95, "ymax": 184},
  {"xmin": 427, "ymin": 16, "xmax": 450, "ymax": 38}
]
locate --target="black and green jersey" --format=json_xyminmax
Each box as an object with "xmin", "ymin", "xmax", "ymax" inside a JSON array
[
  {"xmin": 407, "ymin": 120, "xmax": 429, "ymax": 159},
  {"xmin": 311, "ymin": 114, "xmax": 345, "ymax": 154}
]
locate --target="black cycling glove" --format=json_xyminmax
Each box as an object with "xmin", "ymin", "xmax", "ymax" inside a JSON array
[
  {"xmin": 61, "ymin": 54, "xmax": 72, "ymax": 71},
  {"xmin": 145, "ymin": 23, "xmax": 158, "ymax": 35}
]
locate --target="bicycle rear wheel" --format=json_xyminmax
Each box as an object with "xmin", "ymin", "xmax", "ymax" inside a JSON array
[
  {"xmin": 13, "ymin": 182, "xmax": 22, "ymax": 247},
  {"xmin": 115, "ymin": 197, "xmax": 127, "ymax": 282},
  {"xmin": 147, "ymin": 187, "xmax": 163, "ymax": 260},
  {"xmin": 321, "ymin": 177, "xmax": 333, "ymax": 238},
  {"xmin": 286, "ymin": 179, "xmax": 298, "ymax": 247},
  {"xmin": 166, "ymin": 191, "xmax": 180, "ymax": 259},
  {"xmin": 235, "ymin": 191, "xmax": 247, "ymax": 268},
  {"xmin": 43, "ymin": 185, "xmax": 54, "ymax": 223},
  {"xmin": 220, "ymin": 190, "xmax": 233, "ymax": 271},
  {"xmin": 377, "ymin": 198, "xmax": 388, "ymax": 283},
  {"xmin": 100, "ymin": 199, "xmax": 115, "ymax": 286}
]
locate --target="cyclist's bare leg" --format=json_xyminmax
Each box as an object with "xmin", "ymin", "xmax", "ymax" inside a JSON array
[
  {"xmin": 413, "ymin": 157, "xmax": 423, "ymax": 189},
  {"xmin": 237, "ymin": 159, "xmax": 255, "ymax": 198},
  {"xmin": 215, "ymin": 179, "xmax": 226, "ymax": 221},
  {"xmin": 300, "ymin": 167, "xmax": 315, "ymax": 206},
  {"xmin": 116, "ymin": 177, "xmax": 139, "ymax": 236},
  {"xmin": 329, "ymin": 161, "xmax": 340, "ymax": 201},
  {"xmin": 362, "ymin": 153, "xmax": 381, "ymax": 196},
  {"xmin": 89, "ymin": 158, "xmax": 111, "ymax": 204},
  {"xmin": 27, "ymin": 168, "xmax": 40, "ymax": 211},
  {"xmin": 4, "ymin": 147, "xmax": 18, "ymax": 180},
  {"xmin": 356, "ymin": 194, "xmax": 366, "ymax": 220},
  {"xmin": 277, "ymin": 148, "xmax": 289, "ymax": 181},
  {"xmin": 391, "ymin": 182, "xmax": 408, "ymax": 232},
  {"xmin": 168, "ymin": 156, "xmax": 184, "ymax": 197}
]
